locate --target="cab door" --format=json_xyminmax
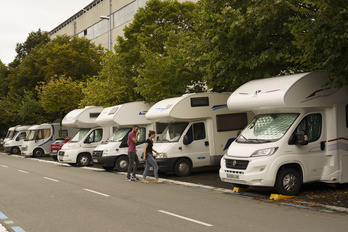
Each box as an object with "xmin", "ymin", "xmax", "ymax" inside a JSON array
[
  {"xmin": 84, "ymin": 128, "xmax": 103, "ymax": 148},
  {"xmin": 182, "ymin": 122, "xmax": 210, "ymax": 167},
  {"xmin": 289, "ymin": 113, "xmax": 327, "ymax": 182}
]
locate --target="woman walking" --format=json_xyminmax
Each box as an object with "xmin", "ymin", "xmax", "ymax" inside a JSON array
[{"xmin": 142, "ymin": 130, "xmax": 162, "ymax": 183}]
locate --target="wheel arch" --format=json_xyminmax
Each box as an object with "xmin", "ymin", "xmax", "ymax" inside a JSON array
[{"xmin": 275, "ymin": 163, "xmax": 303, "ymax": 186}]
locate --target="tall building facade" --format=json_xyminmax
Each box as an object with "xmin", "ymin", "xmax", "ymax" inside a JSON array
[{"xmin": 49, "ymin": 0, "xmax": 196, "ymax": 50}]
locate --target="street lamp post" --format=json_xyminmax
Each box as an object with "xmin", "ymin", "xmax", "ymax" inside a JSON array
[{"xmin": 100, "ymin": 16, "xmax": 111, "ymax": 50}]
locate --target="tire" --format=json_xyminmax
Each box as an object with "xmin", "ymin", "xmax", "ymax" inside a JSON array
[
  {"xmin": 275, "ymin": 168, "xmax": 302, "ymax": 195},
  {"xmin": 10, "ymin": 147, "xmax": 20, "ymax": 154},
  {"xmin": 77, "ymin": 153, "xmax": 91, "ymax": 166},
  {"xmin": 174, "ymin": 158, "xmax": 192, "ymax": 177},
  {"xmin": 33, "ymin": 148, "xmax": 44, "ymax": 157},
  {"xmin": 115, "ymin": 156, "xmax": 129, "ymax": 172}
]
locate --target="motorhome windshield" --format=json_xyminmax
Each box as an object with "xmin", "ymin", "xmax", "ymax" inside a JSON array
[
  {"xmin": 237, "ymin": 113, "xmax": 299, "ymax": 143},
  {"xmin": 70, "ymin": 128, "xmax": 91, "ymax": 142},
  {"xmin": 108, "ymin": 128, "xmax": 131, "ymax": 142},
  {"xmin": 158, "ymin": 122, "xmax": 189, "ymax": 143},
  {"xmin": 5, "ymin": 130, "xmax": 15, "ymax": 140}
]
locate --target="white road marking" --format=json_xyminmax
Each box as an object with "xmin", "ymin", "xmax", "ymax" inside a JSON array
[
  {"xmin": 83, "ymin": 188, "xmax": 110, "ymax": 197},
  {"xmin": 43, "ymin": 177, "xmax": 59, "ymax": 182},
  {"xmin": 1, "ymin": 165, "xmax": 8, "ymax": 168},
  {"xmin": 158, "ymin": 210, "xmax": 213, "ymax": 227},
  {"xmin": 18, "ymin": 170, "xmax": 29, "ymax": 174}
]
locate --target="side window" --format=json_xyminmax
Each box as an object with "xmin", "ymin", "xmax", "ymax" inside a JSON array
[
  {"xmin": 186, "ymin": 123, "xmax": 206, "ymax": 141},
  {"xmin": 216, "ymin": 113, "xmax": 248, "ymax": 132},
  {"xmin": 61, "ymin": 130, "xmax": 68, "ymax": 137},
  {"xmin": 137, "ymin": 127, "xmax": 146, "ymax": 144},
  {"xmin": 86, "ymin": 129, "xmax": 103, "ymax": 143},
  {"xmin": 19, "ymin": 132, "xmax": 26, "ymax": 140},
  {"xmin": 294, "ymin": 114, "xmax": 322, "ymax": 143},
  {"xmin": 37, "ymin": 129, "xmax": 50, "ymax": 139}
]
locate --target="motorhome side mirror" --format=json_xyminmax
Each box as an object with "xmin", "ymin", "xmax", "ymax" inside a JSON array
[
  {"xmin": 16, "ymin": 137, "xmax": 20, "ymax": 141},
  {"xmin": 237, "ymin": 130, "xmax": 241, "ymax": 137},
  {"xmin": 296, "ymin": 131, "xmax": 308, "ymax": 145},
  {"xmin": 183, "ymin": 135, "xmax": 192, "ymax": 145},
  {"xmin": 84, "ymin": 138, "xmax": 92, "ymax": 144}
]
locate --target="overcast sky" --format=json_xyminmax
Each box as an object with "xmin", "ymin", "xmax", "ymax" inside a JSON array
[{"xmin": 0, "ymin": 0, "xmax": 93, "ymax": 65}]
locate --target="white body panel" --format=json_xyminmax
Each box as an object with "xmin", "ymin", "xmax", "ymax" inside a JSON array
[
  {"xmin": 58, "ymin": 126, "xmax": 114, "ymax": 164},
  {"xmin": 2, "ymin": 126, "xmax": 20, "ymax": 144},
  {"xmin": 93, "ymin": 102, "xmax": 155, "ymax": 170},
  {"xmin": 21, "ymin": 124, "xmax": 77, "ymax": 157},
  {"xmin": 58, "ymin": 105, "xmax": 115, "ymax": 165},
  {"xmin": 220, "ymin": 72, "xmax": 348, "ymax": 193},
  {"xmin": 63, "ymin": 106, "xmax": 103, "ymax": 128},
  {"xmin": 146, "ymin": 93, "xmax": 253, "ymax": 175},
  {"xmin": 3, "ymin": 126, "xmax": 30, "ymax": 154},
  {"xmin": 96, "ymin": 102, "xmax": 153, "ymax": 127}
]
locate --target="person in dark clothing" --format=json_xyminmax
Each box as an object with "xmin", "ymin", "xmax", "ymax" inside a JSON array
[{"xmin": 142, "ymin": 130, "xmax": 162, "ymax": 183}]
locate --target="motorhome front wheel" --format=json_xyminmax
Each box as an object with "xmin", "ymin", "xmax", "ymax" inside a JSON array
[
  {"xmin": 77, "ymin": 154, "xmax": 91, "ymax": 166},
  {"xmin": 174, "ymin": 158, "xmax": 192, "ymax": 177},
  {"xmin": 33, "ymin": 148, "xmax": 44, "ymax": 157},
  {"xmin": 275, "ymin": 168, "xmax": 302, "ymax": 196},
  {"xmin": 10, "ymin": 146, "xmax": 20, "ymax": 154},
  {"xmin": 115, "ymin": 156, "xmax": 129, "ymax": 172}
]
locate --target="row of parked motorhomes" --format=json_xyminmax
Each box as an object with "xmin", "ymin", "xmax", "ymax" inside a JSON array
[{"xmin": 2, "ymin": 72, "xmax": 348, "ymax": 195}]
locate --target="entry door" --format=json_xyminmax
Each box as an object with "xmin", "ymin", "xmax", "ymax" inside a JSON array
[
  {"xmin": 290, "ymin": 113, "xmax": 327, "ymax": 182},
  {"xmin": 182, "ymin": 122, "xmax": 210, "ymax": 167}
]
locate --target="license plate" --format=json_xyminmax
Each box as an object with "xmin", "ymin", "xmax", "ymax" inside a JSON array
[
  {"xmin": 227, "ymin": 174, "xmax": 239, "ymax": 180},
  {"xmin": 51, "ymin": 150, "xmax": 57, "ymax": 153},
  {"xmin": 93, "ymin": 159, "xmax": 98, "ymax": 163}
]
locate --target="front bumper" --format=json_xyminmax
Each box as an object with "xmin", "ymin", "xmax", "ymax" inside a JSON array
[
  {"xmin": 156, "ymin": 158, "xmax": 178, "ymax": 173},
  {"xmin": 3, "ymin": 146, "xmax": 11, "ymax": 152}
]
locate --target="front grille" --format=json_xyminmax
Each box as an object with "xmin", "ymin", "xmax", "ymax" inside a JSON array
[
  {"xmin": 225, "ymin": 159, "xmax": 249, "ymax": 170},
  {"xmin": 21, "ymin": 146, "xmax": 27, "ymax": 151},
  {"xmin": 93, "ymin": 151, "xmax": 103, "ymax": 158}
]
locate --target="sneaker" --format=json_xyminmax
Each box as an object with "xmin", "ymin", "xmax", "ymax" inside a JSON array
[
  {"xmin": 126, "ymin": 178, "xmax": 135, "ymax": 181},
  {"xmin": 132, "ymin": 176, "xmax": 140, "ymax": 181}
]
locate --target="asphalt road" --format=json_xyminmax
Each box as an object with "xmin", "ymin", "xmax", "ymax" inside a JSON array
[{"xmin": 1, "ymin": 153, "xmax": 348, "ymax": 232}]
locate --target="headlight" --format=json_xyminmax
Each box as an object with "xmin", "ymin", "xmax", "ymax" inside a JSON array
[
  {"xmin": 156, "ymin": 153, "xmax": 167, "ymax": 158},
  {"xmin": 103, "ymin": 150, "xmax": 108, "ymax": 156},
  {"xmin": 251, "ymin": 147, "xmax": 278, "ymax": 157}
]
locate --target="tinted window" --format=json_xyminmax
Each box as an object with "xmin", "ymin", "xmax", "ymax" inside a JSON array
[
  {"xmin": 191, "ymin": 97, "xmax": 209, "ymax": 107},
  {"xmin": 217, "ymin": 113, "xmax": 248, "ymax": 132}
]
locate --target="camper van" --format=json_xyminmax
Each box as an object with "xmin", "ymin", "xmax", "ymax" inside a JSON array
[
  {"xmin": 93, "ymin": 102, "xmax": 159, "ymax": 171},
  {"xmin": 2, "ymin": 125, "xmax": 21, "ymax": 145},
  {"xmin": 3, "ymin": 125, "xmax": 30, "ymax": 154},
  {"xmin": 146, "ymin": 93, "xmax": 253, "ymax": 176},
  {"xmin": 21, "ymin": 123, "xmax": 76, "ymax": 157},
  {"xmin": 219, "ymin": 71, "xmax": 348, "ymax": 195},
  {"xmin": 58, "ymin": 106, "xmax": 114, "ymax": 166}
]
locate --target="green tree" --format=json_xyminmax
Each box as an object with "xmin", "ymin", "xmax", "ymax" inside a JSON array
[
  {"xmin": 7, "ymin": 35, "xmax": 105, "ymax": 98},
  {"xmin": 113, "ymin": 0, "xmax": 198, "ymax": 102},
  {"xmin": 289, "ymin": 0, "xmax": 348, "ymax": 87},
  {"xmin": 196, "ymin": 0, "xmax": 300, "ymax": 92},
  {"xmin": 36, "ymin": 75, "xmax": 83, "ymax": 127},
  {"xmin": 9, "ymin": 29, "xmax": 50, "ymax": 68},
  {"xmin": 0, "ymin": 91, "xmax": 47, "ymax": 125},
  {"xmin": 0, "ymin": 60, "xmax": 9, "ymax": 98}
]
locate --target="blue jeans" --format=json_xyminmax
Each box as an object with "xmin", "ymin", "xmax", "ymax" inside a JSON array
[{"xmin": 142, "ymin": 154, "xmax": 159, "ymax": 179}]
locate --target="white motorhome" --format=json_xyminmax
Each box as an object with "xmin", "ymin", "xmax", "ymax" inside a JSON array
[
  {"xmin": 21, "ymin": 123, "xmax": 76, "ymax": 157},
  {"xmin": 146, "ymin": 93, "xmax": 253, "ymax": 176},
  {"xmin": 93, "ymin": 102, "xmax": 159, "ymax": 171},
  {"xmin": 2, "ymin": 125, "xmax": 21, "ymax": 145},
  {"xmin": 58, "ymin": 106, "xmax": 114, "ymax": 166},
  {"xmin": 219, "ymin": 71, "xmax": 348, "ymax": 195},
  {"xmin": 3, "ymin": 125, "xmax": 30, "ymax": 154}
]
